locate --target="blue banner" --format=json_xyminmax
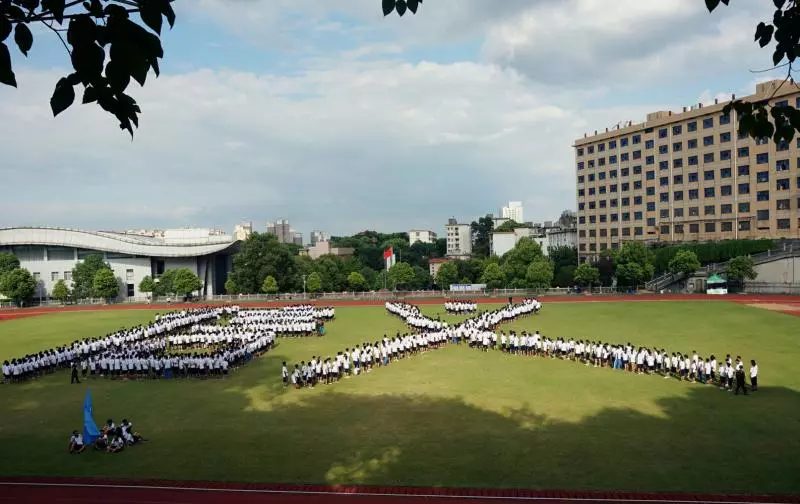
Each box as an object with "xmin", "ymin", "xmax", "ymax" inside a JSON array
[{"xmin": 83, "ymin": 390, "xmax": 101, "ymax": 445}]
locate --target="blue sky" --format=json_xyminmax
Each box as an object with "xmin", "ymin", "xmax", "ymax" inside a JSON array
[{"xmin": 0, "ymin": 0, "xmax": 784, "ymax": 240}]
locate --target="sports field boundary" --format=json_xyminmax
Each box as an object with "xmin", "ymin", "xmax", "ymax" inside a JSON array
[
  {"xmin": 3, "ymin": 294, "xmax": 800, "ymax": 321},
  {"xmin": 1, "ymin": 477, "xmax": 797, "ymax": 504}
]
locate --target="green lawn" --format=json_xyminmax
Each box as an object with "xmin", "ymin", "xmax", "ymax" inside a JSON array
[{"xmin": 0, "ymin": 302, "xmax": 799, "ymax": 495}]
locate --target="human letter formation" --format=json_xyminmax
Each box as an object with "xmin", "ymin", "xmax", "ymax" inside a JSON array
[{"xmin": 2, "ymin": 304, "xmax": 335, "ymax": 384}]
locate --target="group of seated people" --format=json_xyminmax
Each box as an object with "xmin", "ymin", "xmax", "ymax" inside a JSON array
[
  {"xmin": 68, "ymin": 418, "xmax": 146, "ymax": 454},
  {"xmin": 444, "ymin": 300, "xmax": 477, "ymax": 313}
]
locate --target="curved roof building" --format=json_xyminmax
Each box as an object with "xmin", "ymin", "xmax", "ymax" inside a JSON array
[{"xmin": 0, "ymin": 227, "xmax": 240, "ymax": 299}]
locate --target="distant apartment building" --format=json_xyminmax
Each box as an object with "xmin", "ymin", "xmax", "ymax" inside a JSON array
[
  {"xmin": 429, "ymin": 257, "xmax": 451, "ymax": 279},
  {"xmin": 310, "ymin": 230, "xmax": 328, "ymax": 246},
  {"xmin": 575, "ymin": 79, "xmax": 800, "ymax": 261},
  {"xmin": 546, "ymin": 227, "xmax": 578, "ymax": 250},
  {"xmin": 233, "ymin": 222, "xmax": 253, "ymax": 241},
  {"xmin": 445, "ymin": 218, "xmax": 472, "ymax": 259},
  {"xmin": 408, "ymin": 229, "xmax": 438, "ymax": 244},
  {"xmin": 299, "ymin": 241, "xmax": 354, "ymax": 260},
  {"xmin": 501, "ymin": 201, "xmax": 524, "ymax": 223},
  {"xmin": 267, "ymin": 219, "xmax": 302, "ymax": 245}
]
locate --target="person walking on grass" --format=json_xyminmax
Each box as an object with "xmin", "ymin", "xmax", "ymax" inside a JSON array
[
  {"xmin": 750, "ymin": 360, "xmax": 758, "ymax": 392},
  {"xmin": 734, "ymin": 365, "xmax": 748, "ymax": 396}
]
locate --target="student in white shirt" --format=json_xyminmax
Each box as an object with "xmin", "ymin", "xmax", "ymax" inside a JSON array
[
  {"xmin": 68, "ymin": 431, "xmax": 86, "ymax": 454},
  {"xmin": 749, "ymin": 360, "xmax": 758, "ymax": 391}
]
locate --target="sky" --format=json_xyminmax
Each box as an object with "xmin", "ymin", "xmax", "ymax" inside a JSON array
[{"xmin": 0, "ymin": 0, "xmax": 785, "ymax": 239}]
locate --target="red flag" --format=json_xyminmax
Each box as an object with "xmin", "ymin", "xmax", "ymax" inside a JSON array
[{"xmin": 383, "ymin": 247, "xmax": 393, "ymax": 260}]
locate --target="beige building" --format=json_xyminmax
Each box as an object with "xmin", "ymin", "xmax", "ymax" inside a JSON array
[
  {"xmin": 299, "ymin": 240, "xmax": 354, "ymax": 260},
  {"xmin": 428, "ymin": 257, "xmax": 451, "ymax": 280},
  {"xmin": 574, "ymin": 79, "xmax": 800, "ymax": 261},
  {"xmin": 445, "ymin": 218, "xmax": 472, "ymax": 259},
  {"xmin": 408, "ymin": 229, "xmax": 438, "ymax": 244}
]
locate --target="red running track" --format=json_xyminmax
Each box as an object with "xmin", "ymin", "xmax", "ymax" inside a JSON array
[
  {"xmin": 3, "ymin": 294, "xmax": 800, "ymax": 322},
  {"xmin": 0, "ymin": 478, "xmax": 797, "ymax": 504}
]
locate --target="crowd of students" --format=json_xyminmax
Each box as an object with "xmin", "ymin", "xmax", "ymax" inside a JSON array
[
  {"xmin": 444, "ymin": 300, "xmax": 477, "ymax": 313},
  {"xmin": 69, "ymin": 418, "xmax": 147, "ymax": 454},
  {"xmin": 2, "ymin": 305, "xmax": 332, "ymax": 384},
  {"xmin": 285, "ymin": 299, "xmax": 542, "ymax": 389},
  {"xmin": 227, "ymin": 305, "xmax": 335, "ymax": 336}
]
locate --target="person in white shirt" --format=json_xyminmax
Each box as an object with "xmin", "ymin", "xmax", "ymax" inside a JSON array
[
  {"xmin": 749, "ymin": 359, "xmax": 758, "ymax": 391},
  {"xmin": 68, "ymin": 431, "xmax": 86, "ymax": 454}
]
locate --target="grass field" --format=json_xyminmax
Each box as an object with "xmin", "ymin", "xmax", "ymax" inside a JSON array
[{"xmin": 1, "ymin": 301, "xmax": 799, "ymax": 495}]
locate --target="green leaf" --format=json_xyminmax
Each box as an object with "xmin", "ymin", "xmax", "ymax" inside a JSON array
[
  {"xmin": 20, "ymin": 0, "xmax": 42, "ymax": 10},
  {"xmin": 382, "ymin": 0, "xmax": 395, "ymax": 16},
  {"xmin": 407, "ymin": 0, "xmax": 419, "ymax": 14},
  {"xmin": 105, "ymin": 59, "xmax": 130, "ymax": 93},
  {"xmin": 50, "ymin": 77, "xmax": 75, "ymax": 116},
  {"xmin": 705, "ymin": 0, "xmax": 721, "ymax": 12},
  {"xmin": 0, "ymin": 17, "xmax": 12, "ymax": 42},
  {"xmin": 0, "ymin": 43, "xmax": 17, "ymax": 87},
  {"xmin": 395, "ymin": 0, "xmax": 407, "ymax": 16},
  {"xmin": 773, "ymin": 0, "xmax": 786, "ymax": 8},
  {"xmin": 14, "ymin": 24, "xmax": 33, "ymax": 56},
  {"xmin": 82, "ymin": 85, "xmax": 98, "ymax": 104}
]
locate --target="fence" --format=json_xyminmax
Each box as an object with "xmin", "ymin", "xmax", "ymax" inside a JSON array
[
  {"xmin": 0, "ymin": 287, "xmax": 629, "ymax": 308},
  {"xmin": 742, "ymin": 282, "xmax": 800, "ymax": 295}
]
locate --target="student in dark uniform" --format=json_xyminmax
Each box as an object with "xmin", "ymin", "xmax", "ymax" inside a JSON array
[
  {"xmin": 70, "ymin": 361, "xmax": 81, "ymax": 384},
  {"xmin": 734, "ymin": 366, "xmax": 748, "ymax": 395}
]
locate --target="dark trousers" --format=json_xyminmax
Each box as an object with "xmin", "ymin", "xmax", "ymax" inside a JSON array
[
  {"xmin": 751, "ymin": 376, "xmax": 758, "ymax": 391},
  {"xmin": 734, "ymin": 380, "xmax": 747, "ymax": 395},
  {"xmin": 71, "ymin": 371, "xmax": 80, "ymax": 384}
]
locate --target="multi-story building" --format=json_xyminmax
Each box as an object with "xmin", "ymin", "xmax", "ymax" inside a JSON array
[
  {"xmin": 574, "ymin": 79, "xmax": 800, "ymax": 261},
  {"xmin": 428, "ymin": 257, "xmax": 451, "ymax": 280},
  {"xmin": 233, "ymin": 222, "xmax": 253, "ymax": 241},
  {"xmin": 267, "ymin": 219, "xmax": 302, "ymax": 245},
  {"xmin": 299, "ymin": 241, "xmax": 355, "ymax": 260},
  {"xmin": 408, "ymin": 229, "xmax": 438, "ymax": 244},
  {"xmin": 501, "ymin": 201, "xmax": 524, "ymax": 223},
  {"xmin": 445, "ymin": 218, "xmax": 472, "ymax": 259},
  {"xmin": 310, "ymin": 230, "xmax": 328, "ymax": 246}
]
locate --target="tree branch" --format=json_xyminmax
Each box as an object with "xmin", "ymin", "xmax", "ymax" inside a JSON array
[{"xmin": 42, "ymin": 19, "xmax": 72, "ymax": 55}]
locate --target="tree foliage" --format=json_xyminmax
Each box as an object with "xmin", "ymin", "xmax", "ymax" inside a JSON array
[
  {"xmin": 708, "ymin": 0, "xmax": 800, "ymax": 144},
  {"xmin": 614, "ymin": 242, "xmax": 655, "ymax": 288},
  {"xmin": 0, "ymin": 267, "xmax": 36, "ymax": 306},
  {"xmin": 229, "ymin": 233, "xmax": 296, "ymax": 294},
  {"xmin": 172, "ymin": 268, "xmax": 202, "ymax": 296},
  {"xmin": 306, "ymin": 272, "xmax": 322, "ymax": 293},
  {"xmin": 435, "ymin": 261, "xmax": 458, "ymax": 289},
  {"xmin": 0, "ymin": 0, "xmax": 176, "ymax": 136},
  {"xmin": 573, "ymin": 262, "xmax": 600, "ymax": 287},
  {"xmin": 726, "ymin": 255, "xmax": 758, "ymax": 283},
  {"xmin": 479, "ymin": 262, "xmax": 505, "ymax": 289},
  {"xmin": 261, "ymin": 275, "xmax": 279, "ymax": 295},
  {"xmin": 500, "ymin": 237, "xmax": 545, "ymax": 288},
  {"xmin": 92, "ymin": 267, "xmax": 119, "ymax": 300},
  {"xmin": 470, "ymin": 214, "xmax": 494, "ymax": 258},
  {"xmin": 51, "ymin": 279, "xmax": 71, "ymax": 302},
  {"xmin": 382, "ymin": 0, "xmax": 423, "ymax": 17},
  {"xmin": 494, "ymin": 220, "xmax": 529, "ymax": 232},
  {"xmin": 388, "ymin": 261, "xmax": 415, "ymax": 289},
  {"xmin": 224, "ymin": 277, "xmax": 238, "ymax": 295},
  {"xmin": 71, "ymin": 253, "xmax": 110, "ymax": 300},
  {"xmin": 347, "ymin": 271, "xmax": 367, "ymax": 291},
  {"xmin": 668, "ymin": 249, "xmax": 702, "ymax": 277},
  {"xmin": 0, "ymin": 252, "xmax": 20, "ymax": 276},
  {"xmin": 525, "ymin": 259, "xmax": 554, "ymax": 289},
  {"xmin": 652, "ymin": 239, "xmax": 773, "ymax": 274},
  {"xmin": 138, "ymin": 275, "xmax": 155, "ymax": 294}
]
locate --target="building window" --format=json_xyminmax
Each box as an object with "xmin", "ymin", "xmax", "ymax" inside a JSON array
[
  {"xmin": 632, "ymin": 134, "xmax": 641, "ymax": 144},
  {"xmin": 598, "ymin": 143, "xmax": 605, "ymax": 152},
  {"xmin": 588, "ymin": 160, "xmax": 595, "ymax": 168},
  {"xmin": 720, "ymin": 114, "xmax": 731, "ymax": 125},
  {"xmin": 738, "ymin": 183, "xmax": 750, "ymax": 194},
  {"xmin": 674, "ymin": 190, "xmax": 684, "ymax": 201},
  {"xmin": 126, "ymin": 269, "xmax": 134, "ymax": 282},
  {"xmin": 738, "ymin": 147, "xmax": 749, "ymax": 158},
  {"xmin": 738, "ymin": 165, "xmax": 750, "ymax": 176},
  {"xmin": 703, "ymin": 117, "xmax": 714, "ymax": 129},
  {"xmin": 720, "ymin": 150, "xmax": 731, "ymax": 161},
  {"xmin": 610, "ymin": 184, "xmax": 618, "ymax": 193},
  {"xmin": 578, "ymin": 189, "xmax": 585, "ymax": 197},
  {"xmin": 688, "ymin": 155, "xmax": 698, "ymax": 166},
  {"xmin": 660, "ymin": 209, "xmax": 669, "ymax": 218},
  {"xmin": 634, "ymin": 227, "xmax": 643, "ymax": 235},
  {"xmin": 689, "ymin": 189, "xmax": 699, "ymax": 200},
  {"xmin": 703, "ymin": 152, "xmax": 715, "ymax": 163},
  {"xmin": 621, "ymin": 152, "xmax": 629, "ymax": 161},
  {"xmin": 578, "ymin": 175, "xmax": 585, "ymax": 183},
  {"xmin": 620, "ymin": 137, "xmax": 629, "ymax": 147},
  {"xmin": 647, "ymin": 217, "xmax": 656, "ymax": 226},
  {"xmin": 51, "ymin": 272, "xmax": 59, "ymax": 282},
  {"xmin": 646, "ymin": 170, "xmax": 655, "ymax": 180},
  {"xmin": 672, "ymin": 125, "xmax": 682, "ymax": 135},
  {"xmin": 721, "ymin": 203, "xmax": 732, "ymax": 214},
  {"xmin": 589, "ymin": 216, "xmax": 597, "ymax": 223},
  {"xmin": 756, "ymin": 171, "xmax": 769, "ymax": 183},
  {"xmin": 622, "ymin": 228, "xmax": 631, "ymax": 236},
  {"xmin": 660, "ymin": 225, "xmax": 669, "ymax": 234},
  {"xmin": 611, "ymin": 213, "xmax": 619, "ymax": 222},
  {"xmin": 660, "ymin": 176, "xmax": 669, "ymax": 187},
  {"xmin": 658, "ymin": 128, "xmax": 668, "ymax": 138},
  {"xmin": 622, "ymin": 182, "xmax": 630, "ymax": 192},
  {"xmin": 621, "ymin": 167, "xmax": 629, "ymax": 176},
  {"xmin": 577, "ymin": 148, "xmax": 584, "ymax": 156},
  {"xmin": 609, "ymin": 140, "xmax": 617, "ymax": 149},
  {"xmin": 674, "ymin": 207, "xmax": 684, "ymax": 217},
  {"xmin": 647, "ymin": 202, "xmax": 656, "ymax": 211},
  {"xmin": 777, "ymin": 178, "xmax": 790, "ymax": 190},
  {"xmin": 705, "ymin": 222, "xmax": 716, "ymax": 233},
  {"xmin": 646, "ymin": 186, "xmax": 655, "ymax": 196},
  {"xmin": 689, "ymin": 223, "xmax": 700, "ymax": 233},
  {"xmin": 688, "ymin": 172, "xmax": 699, "ymax": 182},
  {"xmin": 646, "ymin": 155, "xmax": 655, "ymax": 165},
  {"xmin": 33, "ymin": 272, "xmax": 41, "ymax": 282},
  {"xmin": 672, "ymin": 141, "xmax": 682, "ymax": 152},
  {"xmin": 776, "ymin": 159, "xmax": 790, "ymax": 171},
  {"xmin": 777, "ymin": 139, "xmax": 789, "ymax": 151},
  {"xmin": 757, "ymin": 209, "xmax": 769, "ymax": 221},
  {"xmin": 600, "ymin": 214, "xmax": 607, "ymax": 223},
  {"xmin": 704, "ymin": 187, "xmax": 715, "ymax": 198},
  {"xmin": 687, "ymin": 121, "xmax": 697, "ymax": 132},
  {"xmin": 720, "ymin": 132, "xmax": 731, "ymax": 143},
  {"xmin": 64, "ymin": 271, "xmax": 72, "ymax": 281},
  {"xmin": 634, "ymin": 195, "xmax": 643, "ymax": 204},
  {"xmin": 721, "ymin": 221, "xmax": 733, "ymax": 232},
  {"xmin": 703, "ymin": 204, "xmax": 715, "ymax": 215},
  {"xmin": 577, "ymin": 161, "xmax": 585, "ymax": 170},
  {"xmin": 674, "ymin": 224, "xmax": 684, "ymax": 233},
  {"xmin": 673, "ymin": 174, "xmax": 683, "ymax": 184},
  {"xmin": 689, "ymin": 206, "xmax": 700, "ymax": 217},
  {"xmin": 756, "ymin": 190, "xmax": 769, "ymax": 202},
  {"xmin": 645, "ymin": 139, "xmax": 654, "ymax": 149},
  {"xmin": 777, "ymin": 219, "xmax": 791, "ymax": 230},
  {"xmin": 739, "ymin": 202, "xmax": 750, "ymax": 213},
  {"xmin": 622, "ymin": 197, "xmax": 630, "ymax": 206},
  {"xmin": 633, "ymin": 165, "xmax": 642, "ymax": 174},
  {"xmin": 688, "ymin": 139, "xmax": 698, "ymax": 149},
  {"xmin": 622, "ymin": 212, "xmax": 630, "ymax": 221},
  {"xmin": 633, "ymin": 150, "xmax": 642, "ymax": 160},
  {"xmin": 739, "ymin": 221, "xmax": 751, "ymax": 231},
  {"xmin": 609, "ymin": 155, "xmax": 617, "ymax": 164},
  {"xmin": 599, "ymin": 171, "xmax": 606, "ymax": 180},
  {"xmin": 599, "ymin": 157, "xmax": 606, "ymax": 166},
  {"xmin": 704, "ymin": 170, "xmax": 715, "ymax": 181},
  {"xmin": 634, "ymin": 211, "xmax": 643, "ymax": 221},
  {"xmin": 703, "ymin": 135, "xmax": 714, "ymax": 146},
  {"xmin": 721, "ymin": 185, "xmax": 732, "ymax": 196},
  {"xmin": 756, "ymin": 152, "xmax": 769, "ymax": 164},
  {"xmin": 720, "ymin": 167, "xmax": 732, "ymax": 178},
  {"xmin": 659, "ymin": 160, "xmax": 669, "ymax": 170},
  {"xmin": 659, "ymin": 145, "xmax": 668, "ymax": 155},
  {"xmin": 777, "ymin": 199, "xmax": 791, "ymax": 210}
]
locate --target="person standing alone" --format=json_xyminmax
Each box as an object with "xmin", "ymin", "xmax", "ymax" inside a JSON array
[
  {"xmin": 749, "ymin": 359, "xmax": 758, "ymax": 392},
  {"xmin": 70, "ymin": 361, "xmax": 81, "ymax": 384},
  {"xmin": 734, "ymin": 365, "xmax": 747, "ymax": 396}
]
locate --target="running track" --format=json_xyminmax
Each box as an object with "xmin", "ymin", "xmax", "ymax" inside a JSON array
[{"xmin": 2, "ymin": 295, "xmax": 799, "ymax": 503}]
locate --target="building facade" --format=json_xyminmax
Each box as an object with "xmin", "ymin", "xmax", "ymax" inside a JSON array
[
  {"xmin": 501, "ymin": 201, "xmax": 524, "ymax": 223},
  {"xmin": 546, "ymin": 227, "xmax": 578, "ymax": 250},
  {"xmin": 299, "ymin": 241, "xmax": 355, "ymax": 260},
  {"xmin": 233, "ymin": 222, "xmax": 253, "ymax": 241},
  {"xmin": 408, "ymin": 229, "xmax": 438, "ymax": 244},
  {"xmin": 428, "ymin": 257, "xmax": 451, "ymax": 280},
  {"xmin": 310, "ymin": 230, "xmax": 328, "ymax": 246},
  {"xmin": 575, "ymin": 79, "xmax": 800, "ymax": 261},
  {"xmin": 0, "ymin": 227, "xmax": 239, "ymax": 300},
  {"xmin": 445, "ymin": 218, "xmax": 472, "ymax": 259}
]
